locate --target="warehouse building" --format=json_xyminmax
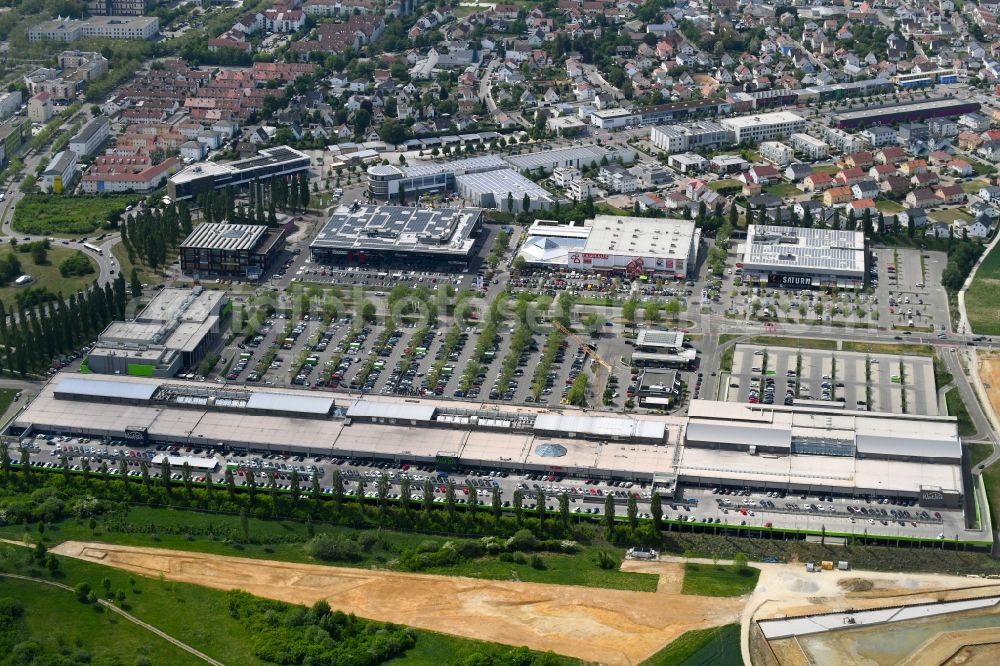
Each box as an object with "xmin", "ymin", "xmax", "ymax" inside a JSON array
[
  {"xmin": 832, "ymin": 97, "xmax": 980, "ymax": 130},
  {"xmin": 684, "ymin": 400, "xmax": 962, "ymax": 507},
  {"xmin": 739, "ymin": 225, "xmax": 868, "ymax": 289},
  {"xmin": 168, "ymin": 146, "xmax": 310, "ymax": 201},
  {"xmin": 455, "ymin": 168, "xmax": 555, "ymax": 213},
  {"xmin": 366, "ymin": 155, "xmax": 507, "ymax": 202},
  {"xmin": 310, "ymin": 204, "xmax": 483, "ymax": 270},
  {"xmin": 10, "ymin": 376, "xmax": 965, "ymax": 509},
  {"xmin": 86, "ymin": 287, "xmax": 228, "ymax": 378},
  {"xmin": 505, "ymin": 144, "xmax": 634, "ymax": 174},
  {"xmin": 179, "ymin": 223, "xmax": 285, "ymax": 280},
  {"xmin": 568, "ymin": 215, "xmax": 700, "ymax": 277},
  {"xmin": 720, "ymin": 111, "xmax": 806, "ymax": 144}
]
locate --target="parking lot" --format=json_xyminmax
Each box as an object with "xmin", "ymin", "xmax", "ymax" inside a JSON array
[
  {"xmin": 725, "ymin": 344, "xmax": 938, "ymax": 415},
  {"xmin": 705, "ymin": 246, "xmax": 952, "ymax": 336},
  {"xmin": 16, "ymin": 435, "xmax": 970, "ymax": 542}
]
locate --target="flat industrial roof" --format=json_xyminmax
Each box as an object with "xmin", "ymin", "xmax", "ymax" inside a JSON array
[
  {"xmin": 636, "ymin": 330, "xmax": 684, "ymax": 348},
  {"xmin": 455, "ymin": 169, "xmax": 553, "ymax": 201},
  {"xmin": 506, "ymin": 145, "xmax": 612, "ymax": 172},
  {"xmin": 54, "ymin": 377, "xmax": 159, "ymax": 401},
  {"xmin": 833, "ymin": 97, "xmax": 975, "ymax": 122},
  {"xmin": 245, "ymin": 392, "xmax": 335, "ymax": 416},
  {"xmin": 583, "ymin": 215, "xmax": 697, "ymax": 262},
  {"xmin": 741, "ymin": 225, "xmax": 866, "ymax": 276},
  {"xmin": 399, "ymin": 154, "xmax": 507, "ymax": 179},
  {"xmin": 311, "ymin": 205, "xmax": 481, "ymax": 256},
  {"xmin": 721, "ymin": 111, "xmax": 805, "ymax": 129},
  {"xmin": 15, "ymin": 380, "xmax": 962, "ymax": 494}
]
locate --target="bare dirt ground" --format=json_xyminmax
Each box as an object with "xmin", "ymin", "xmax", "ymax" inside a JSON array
[
  {"xmin": 944, "ymin": 641, "xmax": 1000, "ymax": 665},
  {"xmin": 978, "ymin": 355, "xmax": 1000, "ymax": 426},
  {"xmin": 50, "ymin": 541, "xmax": 742, "ymax": 666},
  {"xmin": 743, "ymin": 563, "xmax": 1000, "ymax": 666}
]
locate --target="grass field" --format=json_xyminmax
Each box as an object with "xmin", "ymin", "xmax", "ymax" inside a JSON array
[
  {"xmin": 12, "ymin": 194, "xmax": 139, "ymax": 236},
  {"xmin": 0, "ymin": 505, "xmax": 657, "ymax": 593},
  {"xmin": 982, "ymin": 460, "xmax": 1000, "ymax": 529},
  {"xmin": 640, "ymin": 624, "xmax": 741, "ymax": 666},
  {"xmin": 0, "ymin": 573, "xmax": 204, "ymax": 665},
  {"xmin": 961, "ymin": 179, "xmax": 990, "ymax": 194},
  {"xmin": 681, "ymin": 563, "xmax": 759, "ymax": 597},
  {"xmin": 709, "ymin": 179, "xmax": 741, "ymax": 191},
  {"xmin": 749, "ymin": 336, "xmax": 837, "ymax": 351},
  {"xmin": 0, "ymin": 245, "xmax": 98, "ymax": 308},
  {"xmin": 385, "ymin": 630, "xmax": 580, "ymax": 665},
  {"xmin": 0, "ymin": 542, "xmax": 576, "ymax": 665},
  {"xmin": 423, "ymin": 552, "xmax": 659, "ymax": 592},
  {"xmin": 929, "ymin": 208, "xmax": 973, "ymax": 224},
  {"xmin": 763, "ymin": 183, "xmax": 800, "ymax": 198},
  {"xmin": 875, "ymin": 200, "xmax": 904, "ymax": 213},
  {"xmin": 966, "ymin": 237, "xmax": 1000, "ymax": 336},
  {"xmin": 841, "ymin": 341, "xmax": 936, "ymax": 356},
  {"xmin": 968, "ymin": 443, "xmax": 993, "ymax": 469},
  {"xmin": 945, "ymin": 388, "xmax": 977, "ymax": 437},
  {"xmin": 111, "ymin": 240, "xmax": 173, "ymax": 288},
  {"xmin": 0, "ymin": 388, "xmax": 18, "ymax": 422}
]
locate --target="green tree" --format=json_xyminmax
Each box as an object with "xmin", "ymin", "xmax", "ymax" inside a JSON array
[
  {"xmin": 603, "ymin": 494, "xmax": 615, "ymax": 532},
  {"xmin": 536, "ymin": 490, "xmax": 546, "ymax": 522},
  {"xmin": 627, "ymin": 493, "xmax": 638, "ymax": 529},
  {"xmin": 332, "ymin": 468, "xmax": 344, "ymax": 508},
  {"xmin": 559, "ymin": 492, "xmax": 570, "ymax": 528},
  {"xmin": 651, "ymin": 491, "xmax": 663, "ymax": 530},
  {"xmin": 129, "ymin": 269, "xmax": 142, "ymax": 299},
  {"xmin": 513, "ymin": 489, "xmax": 523, "ymax": 525}
]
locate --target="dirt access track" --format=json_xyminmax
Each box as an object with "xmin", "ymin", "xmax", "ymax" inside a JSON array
[
  {"xmin": 979, "ymin": 355, "xmax": 1000, "ymax": 427},
  {"xmin": 50, "ymin": 541, "xmax": 743, "ymax": 665}
]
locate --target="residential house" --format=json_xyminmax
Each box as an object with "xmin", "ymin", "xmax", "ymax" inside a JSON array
[
  {"xmin": 968, "ymin": 219, "xmax": 994, "ymax": 238},
  {"xmin": 911, "ymin": 171, "xmax": 939, "ymax": 188},
  {"xmin": 836, "ymin": 167, "xmax": 866, "ymax": 187},
  {"xmin": 845, "ymin": 151, "xmax": 874, "ymax": 169},
  {"xmin": 802, "ymin": 172, "xmax": 833, "ymax": 192},
  {"xmin": 948, "ymin": 159, "xmax": 973, "ymax": 177},
  {"xmin": 897, "ymin": 207, "xmax": 929, "ymax": 229},
  {"xmin": 869, "ymin": 164, "xmax": 897, "ymax": 181},
  {"xmin": 852, "ymin": 180, "xmax": 880, "ymax": 200},
  {"xmin": 876, "ymin": 146, "xmax": 907, "ymax": 164},
  {"xmin": 823, "ymin": 186, "xmax": 853, "ymax": 206},
  {"xmin": 906, "ymin": 188, "xmax": 938, "ymax": 208},
  {"xmin": 745, "ymin": 164, "xmax": 781, "ymax": 185},
  {"xmin": 785, "ymin": 163, "xmax": 811, "ymax": 182},
  {"xmin": 882, "ymin": 175, "xmax": 911, "ymax": 197},
  {"xmin": 935, "ymin": 184, "xmax": 965, "ymax": 204},
  {"xmin": 900, "ymin": 159, "xmax": 928, "ymax": 176},
  {"xmin": 848, "ymin": 199, "xmax": 877, "ymax": 217}
]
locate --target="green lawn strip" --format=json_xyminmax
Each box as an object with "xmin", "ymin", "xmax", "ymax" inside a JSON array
[
  {"xmin": 966, "ymin": 237, "xmax": 1000, "ymax": 335},
  {"xmin": 0, "ymin": 571, "xmax": 204, "ymax": 665},
  {"xmin": 639, "ymin": 624, "xmax": 741, "ymax": 666},
  {"xmin": 0, "ymin": 245, "xmax": 98, "ymax": 308},
  {"xmin": 0, "ymin": 505, "xmax": 656, "ymax": 593},
  {"xmin": 934, "ymin": 360, "xmax": 954, "ymax": 390},
  {"xmin": 111, "ymin": 241, "xmax": 175, "ymax": 289},
  {"xmin": 968, "ymin": 443, "xmax": 994, "ymax": 469},
  {"xmin": 750, "ymin": 336, "xmax": 837, "ymax": 350},
  {"xmin": 681, "ymin": 563, "xmax": 759, "ymax": 597},
  {"xmin": 421, "ymin": 552, "xmax": 658, "ymax": 592},
  {"xmin": 0, "ymin": 388, "xmax": 18, "ymax": 421},
  {"xmin": 945, "ymin": 388, "xmax": 976, "ymax": 437},
  {"xmin": 12, "ymin": 194, "xmax": 139, "ymax": 236},
  {"xmin": 384, "ymin": 630, "xmax": 581, "ymax": 665},
  {"xmin": 841, "ymin": 341, "xmax": 935, "ymax": 356},
  {"xmin": 982, "ymin": 461, "xmax": 1000, "ymax": 529}
]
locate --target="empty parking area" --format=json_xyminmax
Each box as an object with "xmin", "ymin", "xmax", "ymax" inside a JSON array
[{"xmin": 724, "ymin": 344, "xmax": 937, "ymax": 415}]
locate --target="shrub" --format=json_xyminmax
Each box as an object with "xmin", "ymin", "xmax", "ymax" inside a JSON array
[
  {"xmin": 303, "ymin": 535, "xmax": 363, "ymax": 562},
  {"xmin": 530, "ymin": 555, "xmax": 545, "ymax": 570},
  {"xmin": 506, "ymin": 529, "xmax": 537, "ymax": 552},
  {"xmin": 74, "ymin": 582, "xmax": 92, "ymax": 603}
]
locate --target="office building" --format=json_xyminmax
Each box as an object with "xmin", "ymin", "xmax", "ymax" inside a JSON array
[
  {"xmin": 86, "ymin": 287, "xmax": 229, "ymax": 377},
  {"xmin": 167, "ymin": 146, "xmax": 310, "ymax": 201},
  {"xmin": 41, "ymin": 150, "xmax": 78, "ymax": 193},
  {"xmin": 179, "ymin": 223, "xmax": 285, "ymax": 279},
  {"xmin": 720, "ymin": 111, "xmax": 806, "ymax": 144},
  {"xmin": 69, "ymin": 116, "xmax": 110, "ymax": 156}
]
